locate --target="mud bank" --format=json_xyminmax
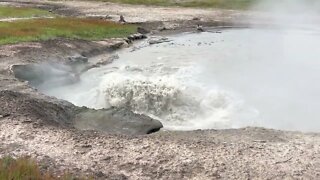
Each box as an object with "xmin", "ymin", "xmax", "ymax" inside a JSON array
[
  {"xmin": 0, "ymin": 0, "xmax": 320, "ymax": 179},
  {"xmin": 0, "ymin": 36, "xmax": 163, "ymax": 135}
]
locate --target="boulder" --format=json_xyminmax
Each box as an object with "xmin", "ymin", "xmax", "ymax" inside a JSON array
[
  {"xmin": 0, "ymin": 90, "xmax": 163, "ymax": 135},
  {"xmin": 67, "ymin": 55, "xmax": 88, "ymax": 65},
  {"xmin": 148, "ymin": 37, "xmax": 171, "ymax": 45},
  {"xmin": 74, "ymin": 107, "xmax": 163, "ymax": 135},
  {"xmin": 127, "ymin": 33, "xmax": 147, "ymax": 41}
]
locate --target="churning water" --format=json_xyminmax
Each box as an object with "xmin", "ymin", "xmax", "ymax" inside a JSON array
[{"xmin": 39, "ymin": 28, "xmax": 320, "ymax": 132}]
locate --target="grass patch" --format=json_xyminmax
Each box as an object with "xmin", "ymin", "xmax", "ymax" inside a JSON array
[
  {"xmin": 0, "ymin": 156, "xmax": 90, "ymax": 179},
  {"xmin": 0, "ymin": 6, "xmax": 53, "ymax": 18},
  {"xmin": 88, "ymin": 0, "xmax": 256, "ymax": 9},
  {"xmin": 0, "ymin": 156, "xmax": 45, "ymax": 179},
  {"xmin": 0, "ymin": 17, "xmax": 137, "ymax": 45}
]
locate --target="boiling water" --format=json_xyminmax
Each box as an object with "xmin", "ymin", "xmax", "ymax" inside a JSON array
[{"xmin": 39, "ymin": 28, "xmax": 320, "ymax": 132}]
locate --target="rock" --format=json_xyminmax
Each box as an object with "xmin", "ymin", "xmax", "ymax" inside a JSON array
[
  {"xmin": 127, "ymin": 33, "xmax": 147, "ymax": 41},
  {"xmin": 96, "ymin": 171, "xmax": 105, "ymax": 178},
  {"xmin": 67, "ymin": 55, "xmax": 88, "ymax": 65},
  {"xmin": 158, "ymin": 26, "xmax": 167, "ymax": 31},
  {"xmin": 196, "ymin": 25, "xmax": 204, "ymax": 32},
  {"xmin": 98, "ymin": 54, "xmax": 119, "ymax": 65},
  {"xmin": 81, "ymin": 144, "xmax": 92, "ymax": 148},
  {"xmin": 1, "ymin": 89, "xmax": 162, "ymax": 135},
  {"xmin": 74, "ymin": 107, "xmax": 163, "ymax": 135},
  {"xmin": 124, "ymin": 38, "xmax": 132, "ymax": 44},
  {"xmin": 86, "ymin": 15, "xmax": 112, "ymax": 20},
  {"xmin": 119, "ymin": 15, "xmax": 126, "ymax": 23},
  {"xmin": 0, "ymin": 90, "xmax": 75, "ymax": 126},
  {"xmin": 0, "ymin": 113, "xmax": 10, "ymax": 118},
  {"xmin": 109, "ymin": 41, "xmax": 125, "ymax": 49},
  {"xmin": 192, "ymin": 17, "xmax": 201, "ymax": 21},
  {"xmin": 137, "ymin": 27, "xmax": 150, "ymax": 34},
  {"xmin": 148, "ymin": 37, "xmax": 171, "ymax": 45},
  {"xmin": 86, "ymin": 54, "xmax": 119, "ymax": 70},
  {"xmin": 22, "ymin": 120, "xmax": 33, "ymax": 123},
  {"xmin": 127, "ymin": 35, "xmax": 135, "ymax": 41},
  {"xmin": 105, "ymin": 15, "xmax": 112, "ymax": 20}
]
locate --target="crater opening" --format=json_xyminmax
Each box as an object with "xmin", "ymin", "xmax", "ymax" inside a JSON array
[{"xmin": 14, "ymin": 28, "xmax": 320, "ymax": 132}]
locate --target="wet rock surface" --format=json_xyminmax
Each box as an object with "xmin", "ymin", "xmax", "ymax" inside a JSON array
[
  {"xmin": 67, "ymin": 55, "xmax": 88, "ymax": 65},
  {"xmin": 75, "ymin": 107, "xmax": 163, "ymax": 135},
  {"xmin": 126, "ymin": 33, "xmax": 147, "ymax": 44},
  {"xmin": 148, "ymin": 37, "xmax": 172, "ymax": 45},
  {"xmin": 0, "ymin": 88, "xmax": 163, "ymax": 135}
]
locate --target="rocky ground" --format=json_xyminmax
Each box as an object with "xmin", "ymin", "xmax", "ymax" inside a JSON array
[
  {"xmin": 0, "ymin": 0, "xmax": 320, "ymax": 179},
  {"xmin": 1, "ymin": 114, "xmax": 320, "ymax": 179}
]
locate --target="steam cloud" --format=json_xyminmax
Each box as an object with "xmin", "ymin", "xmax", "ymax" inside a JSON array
[{"xmin": 249, "ymin": 0, "xmax": 320, "ymax": 29}]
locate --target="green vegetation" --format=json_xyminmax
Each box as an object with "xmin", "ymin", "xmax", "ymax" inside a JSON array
[
  {"xmin": 0, "ymin": 6, "xmax": 53, "ymax": 18},
  {"xmin": 0, "ymin": 17, "xmax": 137, "ymax": 45},
  {"xmin": 92, "ymin": 0, "xmax": 255, "ymax": 9},
  {"xmin": 0, "ymin": 156, "xmax": 90, "ymax": 179}
]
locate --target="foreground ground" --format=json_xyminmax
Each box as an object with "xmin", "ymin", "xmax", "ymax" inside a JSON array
[
  {"xmin": 1, "ymin": 115, "xmax": 320, "ymax": 179},
  {"xmin": 0, "ymin": 0, "xmax": 320, "ymax": 179}
]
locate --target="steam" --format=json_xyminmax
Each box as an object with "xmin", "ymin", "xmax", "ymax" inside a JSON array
[
  {"xmin": 12, "ymin": 63, "xmax": 79, "ymax": 88},
  {"xmin": 249, "ymin": 0, "xmax": 320, "ymax": 29}
]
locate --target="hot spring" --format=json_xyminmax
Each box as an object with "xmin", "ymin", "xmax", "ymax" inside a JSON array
[{"xmin": 34, "ymin": 28, "xmax": 320, "ymax": 132}]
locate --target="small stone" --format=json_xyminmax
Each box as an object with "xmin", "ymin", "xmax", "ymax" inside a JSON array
[
  {"xmin": 158, "ymin": 26, "xmax": 167, "ymax": 31},
  {"xmin": 148, "ymin": 37, "xmax": 171, "ymax": 45},
  {"xmin": 22, "ymin": 120, "xmax": 33, "ymax": 123},
  {"xmin": 81, "ymin": 144, "xmax": 92, "ymax": 148},
  {"xmin": 96, "ymin": 171, "xmax": 105, "ymax": 178},
  {"xmin": 119, "ymin": 15, "xmax": 126, "ymax": 23},
  {"xmin": 103, "ymin": 156, "xmax": 112, "ymax": 161},
  {"xmin": 67, "ymin": 55, "xmax": 88, "ymax": 64},
  {"xmin": 0, "ymin": 113, "xmax": 10, "ymax": 118},
  {"xmin": 105, "ymin": 15, "xmax": 112, "ymax": 19},
  {"xmin": 196, "ymin": 24, "xmax": 204, "ymax": 32},
  {"xmin": 253, "ymin": 140, "xmax": 267, "ymax": 143},
  {"xmin": 192, "ymin": 17, "xmax": 200, "ymax": 21}
]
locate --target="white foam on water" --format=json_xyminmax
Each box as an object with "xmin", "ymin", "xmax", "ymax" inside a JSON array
[{"xmin": 95, "ymin": 64, "xmax": 257, "ymax": 130}]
